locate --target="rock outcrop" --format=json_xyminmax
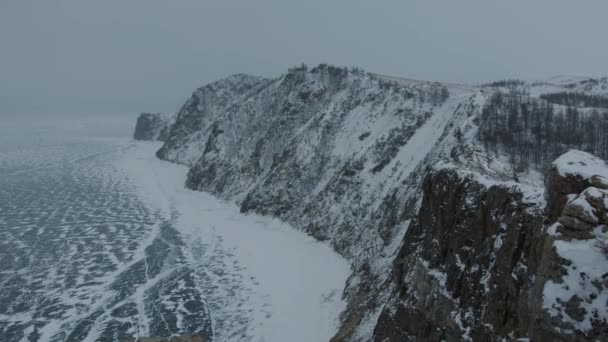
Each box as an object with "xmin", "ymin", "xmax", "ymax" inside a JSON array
[
  {"xmin": 374, "ymin": 151, "xmax": 608, "ymax": 341},
  {"xmin": 153, "ymin": 65, "xmax": 459, "ymax": 340},
  {"xmin": 374, "ymin": 167, "xmax": 548, "ymax": 341},
  {"xmin": 133, "ymin": 112, "xmax": 175, "ymax": 141},
  {"xmin": 136, "ymin": 65, "xmax": 608, "ymax": 341},
  {"xmin": 124, "ymin": 336, "xmax": 205, "ymax": 342}
]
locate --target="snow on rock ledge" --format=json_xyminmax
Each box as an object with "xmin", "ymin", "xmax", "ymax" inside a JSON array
[
  {"xmin": 553, "ymin": 150, "xmax": 608, "ymax": 179},
  {"xmin": 546, "ymin": 150, "xmax": 608, "ymax": 222},
  {"xmin": 374, "ymin": 167, "xmax": 547, "ymax": 341},
  {"xmin": 140, "ymin": 65, "xmax": 608, "ymax": 341},
  {"xmin": 376, "ymin": 150, "xmax": 608, "ymax": 341},
  {"xmin": 541, "ymin": 150, "xmax": 608, "ymax": 340}
]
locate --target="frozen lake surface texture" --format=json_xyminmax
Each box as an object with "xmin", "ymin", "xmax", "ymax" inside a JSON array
[{"xmin": 0, "ymin": 115, "xmax": 349, "ymax": 342}]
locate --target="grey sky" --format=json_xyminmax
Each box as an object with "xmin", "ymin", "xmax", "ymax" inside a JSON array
[{"xmin": 2, "ymin": 0, "xmax": 608, "ymax": 116}]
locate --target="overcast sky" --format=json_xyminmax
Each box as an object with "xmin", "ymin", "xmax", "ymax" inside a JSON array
[{"xmin": 2, "ymin": 0, "xmax": 608, "ymax": 116}]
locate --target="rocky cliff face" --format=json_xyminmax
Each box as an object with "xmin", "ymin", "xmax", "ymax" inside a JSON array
[
  {"xmin": 541, "ymin": 151, "xmax": 608, "ymax": 340},
  {"xmin": 153, "ymin": 65, "xmax": 464, "ymax": 340},
  {"xmin": 133, "ymin": 112, "xmax": 175, "ymax": 141},
  {"xmin": 137, "ymin": 65, "xmax": 608, "ymax": 341},
  {"xmin": 375, "ymin": 151, "xmax": 608, "ymax": 341}
]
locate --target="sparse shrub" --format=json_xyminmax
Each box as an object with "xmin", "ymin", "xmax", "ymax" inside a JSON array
[{"xmin": 595, "ymin": 238, "xmax": 608, "ymax": 259}]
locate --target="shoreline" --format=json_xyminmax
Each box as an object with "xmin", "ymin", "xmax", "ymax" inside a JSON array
[{"xmin": 118, "ymin": 141, "xmax": 350, "ymax": 341}]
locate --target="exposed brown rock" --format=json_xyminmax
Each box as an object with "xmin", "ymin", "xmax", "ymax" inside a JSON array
[
  {"xmin": 554, "ymin": 188, "xmax": 602, "ymax": 239},
  {"xmin": 374, "ymin": 168, "xmax": 548, "ymax": 341},
  {"xmin": 374, "ymin": 155, "xmax": 608, "ymax": 341},
  {"xmin": 555, "ymin": 223, "xmax": 596, "ymax": 240},
  {"xmin": 564, "ymin": 295, "xmax": 586, "ymax": 322},
  {"xmin": 590, "ymin": 175, "xmax": 608, "ymax": 190},
  {"xmin": 545, "ymin": 165, "xmax": 588, "ymax": 222},
  {"xmin": 562, "ymin": 200, "xmax": 598, "ymax": 225},
  {"xmin": 583, "ymin": 187, "xmax": 608, "ymax": 224}
]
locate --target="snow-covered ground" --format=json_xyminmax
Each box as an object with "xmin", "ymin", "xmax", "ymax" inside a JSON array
[
  {"xmin": 118, "ymin": 141, "xmax": 350, "ymax": 341},
  {"xmin": 0, "ymin": 117, "xmax": 349, "ymax": 342}
]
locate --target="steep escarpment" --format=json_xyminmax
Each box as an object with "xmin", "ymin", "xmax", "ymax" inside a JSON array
[
  {"xmin": 541, "ymin": 151, "xmax": 608, "ymax": 339},
  {"xmin": 133, "ymin": 112, "xmax": 176, "ymax": 141},
  {"xmin": 375, "ymin": 151, "xmax": 608, "ymax": 341},
  {"xmin": 139, "ymin": 65, "xmax": 608, "ymax": 341},
  {"xmin": 160, "ymin": 64, "xmax": 460, "ymax": 265},
  {"xmin": 156, "ymin": 73, "xmax": 272, "ymax": 164}
]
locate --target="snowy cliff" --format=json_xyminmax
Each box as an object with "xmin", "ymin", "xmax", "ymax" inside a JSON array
[
  {"xmin": 375, "ymin": 152, "xmax": 608, "ymax": 341},
  {"xmin": 133, "ymin": 112, "xmax": 176, "ymax": 141},
  {"xmin": 138, "ymin": 65, "xmax": 608, "ymax": 341}
]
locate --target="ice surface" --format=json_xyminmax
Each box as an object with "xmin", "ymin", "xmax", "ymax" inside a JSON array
[
  {"xmin": 0, "ymin": 117, "xmax": 349, "ymax": 342},
  {"xmin": 118, "ymin": 141, "xmax": 351, "ymax": 342}
]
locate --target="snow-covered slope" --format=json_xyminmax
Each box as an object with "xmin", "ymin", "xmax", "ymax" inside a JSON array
[
  {"xmin": 142, "ymin": 64, "xmax": 608, "ymax": 341},
  {"xmin": 482, "ymin": 75, "xmax": 608, "ymax": 100}
]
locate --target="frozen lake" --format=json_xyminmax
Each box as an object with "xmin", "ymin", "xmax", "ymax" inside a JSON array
[{"xmin": 0, "ymin": 115, "xmax": 349, "ymax": 342}]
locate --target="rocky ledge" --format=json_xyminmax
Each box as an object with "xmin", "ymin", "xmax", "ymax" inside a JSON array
[{"xmin": 375, "ymin": 150, "xmax": 608, "ymax": 341}]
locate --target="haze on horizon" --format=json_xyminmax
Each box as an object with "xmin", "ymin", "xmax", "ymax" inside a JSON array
[{"xmin": 1, "ymin": 0, "xmax": 607, "ymax": 116}]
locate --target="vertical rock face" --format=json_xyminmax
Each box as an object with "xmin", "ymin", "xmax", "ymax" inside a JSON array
[
  {"xmin": 156, "ymin": 73, "xmax": 272, "ymax": 165},
  {"xmin": 133, "ymin": 113, "xmax": 175, "ymax": 141},
  {"xmin": 139, "ymin": 65, "xmax": 608, "ymax": 341},
  {"xmin": 374, "ymin": 168, "xmax": 547, "ymax": 341},
  {"xmin": 374, "ymin": 151, "xmax": 608, "ymax": 341},
  {"xmin": 540, "ymin": 151, "xmax": 608, "ymax": 340}
]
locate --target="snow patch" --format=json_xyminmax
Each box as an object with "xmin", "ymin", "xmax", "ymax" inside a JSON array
[
  {"xmin": 553, "ymin": 150, "xmax": 608, "ymax": 179},
  {"xmin": 543, "ymin": 228, "xmax": 608, "ymax": 332}
]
